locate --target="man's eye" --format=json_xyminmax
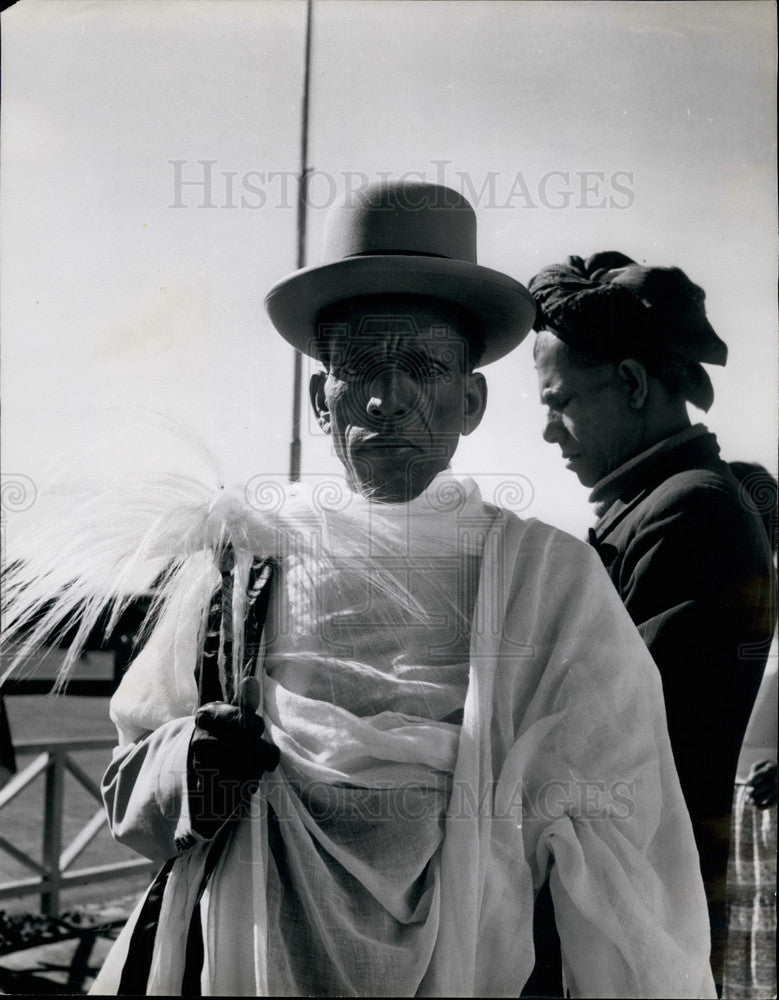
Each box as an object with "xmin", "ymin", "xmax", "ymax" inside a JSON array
[
  {"xmin": 417, "ymin": 356, "xmax": 458, "ymax": 380},
  {"xmin": 331, "ymin": 358, "xmax": 368, "ymax": 378}
]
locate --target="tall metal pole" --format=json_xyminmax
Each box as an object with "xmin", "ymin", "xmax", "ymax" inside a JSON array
[{"xmin": 289, "ymin": 0, "xmax": 313, "ymax": 483}]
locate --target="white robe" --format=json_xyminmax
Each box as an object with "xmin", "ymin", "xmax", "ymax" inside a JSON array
[{"xmin": 93, "ymin": 475, "xmax": 715, "ymax": 997}]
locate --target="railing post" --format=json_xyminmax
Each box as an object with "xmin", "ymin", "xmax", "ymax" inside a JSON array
[{"xmin": 41, "ymin": 749, "xmax": 64, "ymax": 916}]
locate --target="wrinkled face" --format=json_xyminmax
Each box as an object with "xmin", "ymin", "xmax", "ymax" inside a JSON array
[
  {"xmin": 535, "ymin": 330, "xmax": 641, "ymax": 488},
  {"xmin": 310, "ymin": 299, "xmax": 487, "ymax": 502}
]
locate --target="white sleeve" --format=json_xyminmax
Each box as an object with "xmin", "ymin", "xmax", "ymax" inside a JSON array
[
  {"xmin": 109, "ymin": 556, "xmax": 211, "ymax": 745},
  {"xmin": 101, "ymin": 715, "xmax": 203, "ymax": 861},
  {"xmin": 102, "ymin": 556, "xmax": 214, "ymax": 859}
]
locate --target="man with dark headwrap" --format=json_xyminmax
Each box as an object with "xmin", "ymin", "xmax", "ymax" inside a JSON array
[{"xmin": 529, "ymin": 251, "xmax": 776, "ymax": 993}]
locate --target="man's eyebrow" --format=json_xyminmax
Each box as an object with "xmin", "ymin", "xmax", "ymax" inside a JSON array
[
  {"xmin": 409, "ymin": 344, "xmax": 441, "ymax": 360},
  {"xmin": 347, "ymin": 342, "xmax": 448, "ymax": 359}
]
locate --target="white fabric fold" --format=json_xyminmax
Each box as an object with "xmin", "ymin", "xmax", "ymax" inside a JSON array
[{"xmin": 94, "ymin": 472, "xmax": 715, "ymax": 997}]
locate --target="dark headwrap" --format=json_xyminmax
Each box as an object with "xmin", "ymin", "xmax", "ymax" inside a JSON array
[{"xmin": 528, "ymin": 251, "xmax": 728, "ymax": 411}]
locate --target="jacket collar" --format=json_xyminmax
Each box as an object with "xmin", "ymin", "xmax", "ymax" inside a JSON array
[{"xmin": 588, "ymin": 424, "xmax": 720, "ymax": 538}]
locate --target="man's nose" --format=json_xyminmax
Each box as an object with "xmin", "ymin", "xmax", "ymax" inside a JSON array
[
  {"xmin": 542, "ymin": 409, "xmax": 566, "ymax": 444},
  {"xmin": 366, "ymin": 366, "xmax": 416, "ymax": 418}
]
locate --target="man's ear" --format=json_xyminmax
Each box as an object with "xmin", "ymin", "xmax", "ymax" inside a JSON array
[
  {"xmin": 461, "ymin": 372, "xmax": 488, "ymax": 436},
  {"xmin": 617, "ymin": 359, "xmax": 649, "ymax": 410},
  {"xmin": 309, "ymin": 372, "xmax": 331, "ymax": 434}
]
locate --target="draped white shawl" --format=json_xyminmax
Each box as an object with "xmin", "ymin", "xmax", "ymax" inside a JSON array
[{"xmin": 93, "ymin": 476, "xmax": 715, "ymax": 997}]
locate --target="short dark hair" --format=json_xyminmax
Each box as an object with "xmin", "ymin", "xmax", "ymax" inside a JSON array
[{"xmin": 314, "ymin": 294, "xmax": 485, "ymax": 372}]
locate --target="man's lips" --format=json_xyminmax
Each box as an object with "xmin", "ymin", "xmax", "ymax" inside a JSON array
[{"xmin": 353, "ymin": 436, "xmax": 421, "ymax": 456}]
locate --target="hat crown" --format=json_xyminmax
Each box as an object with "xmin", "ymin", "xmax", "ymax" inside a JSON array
[
  {"xmin": 265, "ymin": 174, "xmax": 536, "ymax": 367},
  {"xmin": 322, "ymin": 180, "xmax": 477, "ymax": 264}
]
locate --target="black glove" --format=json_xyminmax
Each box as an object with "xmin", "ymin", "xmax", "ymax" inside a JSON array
[
  {"xmin": 188, "ymin": 677, "xmax": 280, "ymax": 839},
  {"xmin": 747, "ymin": 759, "xmax": 778, "ymax": 810}
]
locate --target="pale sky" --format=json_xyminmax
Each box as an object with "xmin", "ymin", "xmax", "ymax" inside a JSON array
[{"xmin": 1, "ymin": 0, "xmax": 776, "ymax": 548}]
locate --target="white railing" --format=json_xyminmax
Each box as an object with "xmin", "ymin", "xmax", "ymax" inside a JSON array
[{"xmin": 0, "ymin": 737, "xmax": 155, "ymax": 916}]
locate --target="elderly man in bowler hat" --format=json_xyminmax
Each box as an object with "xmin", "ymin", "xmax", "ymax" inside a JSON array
[
  {"xmin": 530, "ymin": 252, "xmax": 776, "ymax": 994},
  {"xmin": 94, "ymin": 187, "xmax": 715, "ymax": 997}
]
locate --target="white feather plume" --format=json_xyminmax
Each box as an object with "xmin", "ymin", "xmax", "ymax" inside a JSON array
[{"xmin": 1, "ymin": 459, "xmax": 428, "ymax": 693}]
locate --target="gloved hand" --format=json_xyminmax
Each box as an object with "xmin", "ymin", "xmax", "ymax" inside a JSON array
[
  {"xmin": 188, "ymin": 677, "xmax": 280, "ymax": 839},
  {"xmin": 746, "ymin": 759, "xmax": 778, "ymax": 809}
]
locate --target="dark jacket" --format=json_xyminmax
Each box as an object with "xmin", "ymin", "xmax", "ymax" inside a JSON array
[
  {"xmin": 588, "ymin": 424, "xmax": 775, "ymax": 824},
  {"xmin": 587, "ymin": 424, "xmax": 775, "ymax": 985}
]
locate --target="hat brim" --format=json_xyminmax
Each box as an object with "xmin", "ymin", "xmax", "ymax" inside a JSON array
[{"xmin": 264, "ymin": 256, "xmax": 536, "ymax": 367}]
